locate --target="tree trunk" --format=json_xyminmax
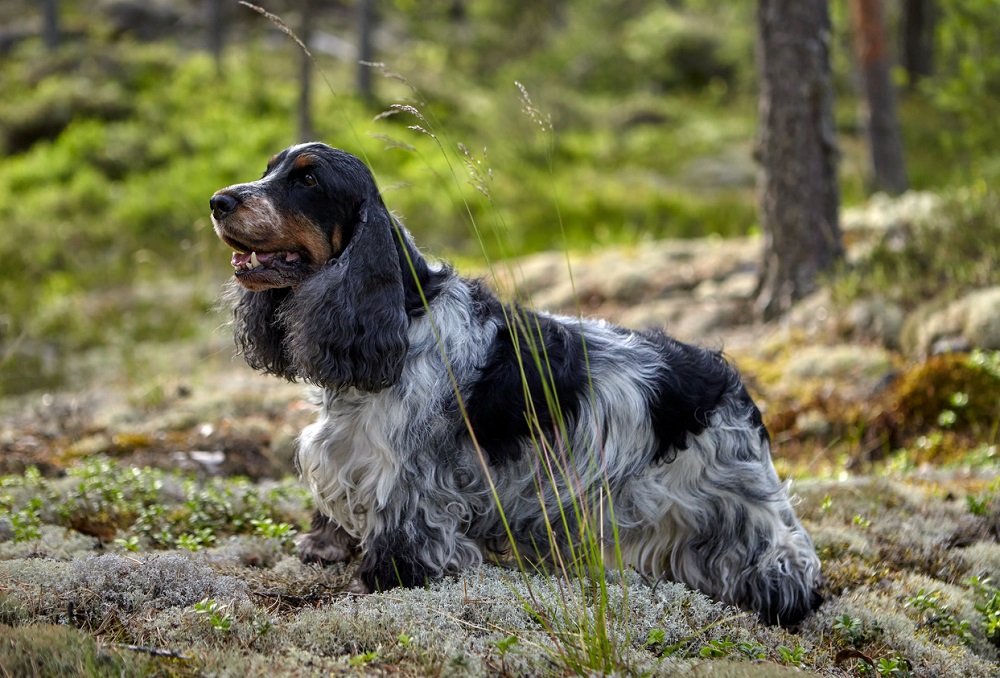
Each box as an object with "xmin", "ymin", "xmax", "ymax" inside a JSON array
[
  {"xmin": 356, "ymin": 0, "xmax": 376, "ymax": 103},
  {"xmin": 900, "ymin": 0, "xmax": 935, "ymax": 90},
  {"xmin": 850, "ymin": 0, "xmax": 909, "ymax": 195},
  {"xmin": 206, "ymin": 0, "xmax": 227, "ymax": 76},
  {"xmin": 297, "ymin": 0, "xmax": 315, "ymax": 143},
  {"xmin": 754, "ymin": 0, "xmax": 842, "ymax": 321},
  {"xmin": 42, "ymin": 0, "xmax": 59, "ymax": 50}
]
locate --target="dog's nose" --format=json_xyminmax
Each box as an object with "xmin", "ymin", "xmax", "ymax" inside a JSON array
[{"xmin": 210, "ymin": 193, "xmax": 239, "ymax": 220}]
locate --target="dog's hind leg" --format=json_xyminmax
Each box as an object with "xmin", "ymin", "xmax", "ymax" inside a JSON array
[{"xmin": 621, "ymin": 413, "xmax": 822, "ymax": 626}]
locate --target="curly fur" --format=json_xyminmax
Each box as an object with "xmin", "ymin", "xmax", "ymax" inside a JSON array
[{"xmin": 210, "ymin": 143, "xmax": 822, "ymax": 626}]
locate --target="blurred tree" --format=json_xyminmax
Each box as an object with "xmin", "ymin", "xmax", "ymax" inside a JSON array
[
  {"xmin": 42, "ymin": 0, "xmax": 59, "ymax": 49},
  {"xmin": 900, "ymin": 0, "xmax": 935, "ymax": 90},
  {"xmin": 206, "ymin": 0, "xmax": 227, "ymax": 75},
  {"xmin": 754, "ymin": 0, "xmax": 842, "ymax": 321},
  {"xmin": 298, "ymin": 0, "xmax": 316, "ymax": 142},
  {"xmin": 357, "ymin": 0, "xmax": 376, "ymax": 103},
  {"xmin": 850, "ymin": 0, "xmax": 908, "ymax": 194}
]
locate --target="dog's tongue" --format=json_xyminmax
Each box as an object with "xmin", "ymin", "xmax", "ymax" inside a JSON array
[{"xmin": 231, "ymin": 251, "xmax": 252, "ymax": 268}]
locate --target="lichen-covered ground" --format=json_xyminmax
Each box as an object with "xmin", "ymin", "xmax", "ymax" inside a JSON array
[{"xmin": 1, "ymin": 354, "xmax": 998, "ymax": 677}]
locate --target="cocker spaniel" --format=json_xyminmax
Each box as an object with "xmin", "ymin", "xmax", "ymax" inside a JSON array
[{"xmin": 209, "ymin": 142, "xmax": 821, "ymax": 626}]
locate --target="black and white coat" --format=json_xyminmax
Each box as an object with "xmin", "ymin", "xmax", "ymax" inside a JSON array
[{"xmin": 210, "ymin": 143, "xmax": 822, "ymax": 626}]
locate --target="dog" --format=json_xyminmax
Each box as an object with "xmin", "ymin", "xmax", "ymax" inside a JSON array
[{"xmin": 210, "ymin": 142, "xmax": 822, "ymax": 626}]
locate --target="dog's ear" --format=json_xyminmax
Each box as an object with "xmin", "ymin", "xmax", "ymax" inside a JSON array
[
  {"xmin": 232, "ymin": 286, "xmax": 295, "ymax": 380},
  {"xmin": 281, "ymin": 197, "xmax": 408, "ymax": 392}
]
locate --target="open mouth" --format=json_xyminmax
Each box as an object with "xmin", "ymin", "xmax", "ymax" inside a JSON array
[{"xmin": 230, "ymin": 250, "xmax": 302, "ymax": 273}]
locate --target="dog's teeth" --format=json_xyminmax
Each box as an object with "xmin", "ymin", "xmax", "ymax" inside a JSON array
[{"xmin": 250, "ymin": 252, "xmax": 260, "ymax": 268}]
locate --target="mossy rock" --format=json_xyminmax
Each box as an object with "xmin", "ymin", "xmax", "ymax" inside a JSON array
[
  {"xmin": 861, "ymin": 353, "xmax": 1000, "ymax": 461},
  {"xmin": 902, "ymin": 287, "xmax": 1000, "ymax": 356}
]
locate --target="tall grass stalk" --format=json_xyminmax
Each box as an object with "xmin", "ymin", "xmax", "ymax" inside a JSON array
[
  {"xmin": 250, "ymin": 9, "xmax": 632, "ymax": 673},
  {"xmin": 390, "ymin": 90, "xmax": 632, "ymax": 674}
]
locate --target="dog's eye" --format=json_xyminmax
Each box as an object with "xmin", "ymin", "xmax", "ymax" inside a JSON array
[{"xmin": 301, "ymin": 173, "xmax": 318, "ymax": 187}]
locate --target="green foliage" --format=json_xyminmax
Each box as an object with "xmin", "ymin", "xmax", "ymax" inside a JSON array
[
  {"xmin": 925, "ymin": 1, "xmax": 1000, "ymax": 179},
  {"xmin": 10, "ymin": 498, "xmax": 43, "ymax": 542},
  {"xmin": 194, "ymin": 597, "xmax": 234, "ymax": 633},
  {"xmin": 859, "ymin": 653, "xmax": 915, "ymax": 678},
  {"xmin": 833, "ymin": 613, "xmax": 865, "ymax": 646},
  {"xmin": 905, "ymin": 588, "xmax": 973, "ymax": 644},
  {"xmin": 969, "ymin": 577, "xmax": 1000, "ymax": 646},
  {"xmin": 0, "ymin": 457, "xmax": 306, "ymax": 549},
  {"xmin": 698, "ymin": 637, "xmax": 734, "ymax": 658},
  {"xmin": 966, "ymin": 494, "xmax": 990, "ymax": 517},
  {"xmin": 776, "ymin": 644, "xmax": 806, "ymax": 667},
  {"xmin": 0, "ymin": 6, "xmax": 765, "ymax": 394}
]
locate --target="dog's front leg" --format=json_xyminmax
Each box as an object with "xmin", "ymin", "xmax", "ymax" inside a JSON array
[
  {"xmin": 297, "ymin": 510, "xmax": 360, "ymax": 565},
  {"xmin": 357, "ymin": 521, "xmax": 434, "ymax": 592}
]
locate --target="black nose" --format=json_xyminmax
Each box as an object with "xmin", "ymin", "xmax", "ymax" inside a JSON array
[{"xmin": 210, "ymin": 193, "xmax": 239, "ymax": 220}]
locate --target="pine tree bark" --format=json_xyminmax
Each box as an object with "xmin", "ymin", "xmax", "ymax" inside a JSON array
[
  {"xmin": 850, "ymin": 0, "xmax": 909, "ymax": 195},
  {"xmin": 42, "ymin": 0, "xmax": 60, "ymax": 50},
  {"xmin": 206, "ymin": 0, "xmax": 227, "ymax": 76},
  {"xmin": 900, "ymin": 0, "xmax": 935, "ymax": 90},
  {"xmin": 755, "ymin": 0, "xmax": 842, "ymax": 321}
]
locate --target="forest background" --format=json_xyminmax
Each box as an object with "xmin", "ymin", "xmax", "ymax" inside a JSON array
[
  {"xmin": 2, "ymin": 2, "xmax": 1000, "ymax": 676},
  {"xmin": 0, "ymin": 0, "xmax": 996, "ymax": 396}
]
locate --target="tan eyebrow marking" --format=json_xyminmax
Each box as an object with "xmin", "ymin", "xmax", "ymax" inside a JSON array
[{"xmin": 294, "ymin": 154, "xmax": 317, "ymax": 170}]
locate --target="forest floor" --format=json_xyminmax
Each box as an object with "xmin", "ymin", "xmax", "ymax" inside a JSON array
[{"xmin": 2, "ymin": 213, "xmax": 1000, "ymax": 676}]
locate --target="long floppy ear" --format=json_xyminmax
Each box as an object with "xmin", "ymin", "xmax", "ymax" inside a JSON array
[
  {"xmin": 232, "ymin": 286, "xmax": 295, "ymax": 380},
  {"xmin": 280, "ymin": 198, "xmax": 409, "ymax": 392}
]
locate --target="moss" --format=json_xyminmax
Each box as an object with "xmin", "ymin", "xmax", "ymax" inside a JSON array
[
  {"xmin": 858, "ymin": 353, "xmax": 1000, "ymax": 465},
  {"xmin": 0, "ymin": 624, "xmax": 162, "ymax": 677}
]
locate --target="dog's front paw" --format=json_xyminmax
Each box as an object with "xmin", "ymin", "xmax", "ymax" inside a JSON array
[
  {"xmin": 345, "ymin": 577, "xmax": 371, "ymax": 595},
  {"xmin": 297, "ymin": 511, "xmax": 359, "ymax": 565},
  {"xmin": 298, "ymin": 533, "xmax": 353, "ymax": 564}
]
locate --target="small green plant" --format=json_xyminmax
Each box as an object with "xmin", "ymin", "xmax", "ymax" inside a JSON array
[
  {"xmin": 1, "ymin": 466, "xmax": 42, "ymax": 489},
  {"xmin": 250, "ymin": 517, "xmax": 297, "ymax": 546},
  {"xmin": 971, "ymin": 350, "xmax": 1000, "ymax": 380},
  {"xmin": 777, "ymin": 644, "xmax": 805, "ymax": 667},
  {"xmin": 967, "ymin": 494, "xmax": 991, "ymax": 516},
  {"xmin": 979, "ymin": 592, "xmax": 1000, "ymax": 643},
  {"xmin": 857, "ymin": 652, "xmax": 914, "ymax": 677},
  {"xmin": 821, "ymin": 495, "xmax": 833, "ymax": 513},
  {"xmin": 853, "ymin": 514, "xmax": 872, "ymax": 528},
  {"xmin": 833, "ymin": 613, "xmax": 865, "ymax": 646},
  {"xmin": 348, "ymin": 650, "xmax": 378, "ymax": 667},
  {"xmin": 113, "ymin": 535, "xmax": 140, "ymax": 552},
  {"xmin": 874, "ymin": 655, "xmax": 912, "ymax": 677},
  {"xmin": 176, "ymin": 527, "xmax": 216, "ymax": 551},
  {"xmin": 495, "ymin": 635, "xmax": 519, "ymax": 655},
  {"xmin": 737, "ymin": 641, "xmax": 766, "ymax": 660},
  {"xmin": 969, "ymin": 577, "xmax": 1000, "ymax": 645},
  {"xmin": 193, "ymin": 597, "xmax": 233, "ymax": 633},
  {"xmin": 905, "ymin": 588, "xmax": 972, "ymax": 643},
  {"xmin": 698, "ymin": 637, "xmax": 734, "ymax": 658},
  {"xmin": 644, "ymin": 627, "xmax": 686, "ymax": 657},
  {"xmin": 937, "ymin": 409, "xmax": 957, "ymax": 428},
  {"xmin": 11, "ymin": 498, "xmax": 44, "ymax": 542},
  {"xmin": 494, "ymin": 634, "xmax": 520, "ymax": 673}
]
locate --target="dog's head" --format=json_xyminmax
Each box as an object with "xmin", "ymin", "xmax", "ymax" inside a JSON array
[
  {"xmin": 211, "ymin": 143, "xmax": 383, "ymax": 291},
  {"xmin": 210, "ymin": 143, "xmax": 409, "ymax": 392}
]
